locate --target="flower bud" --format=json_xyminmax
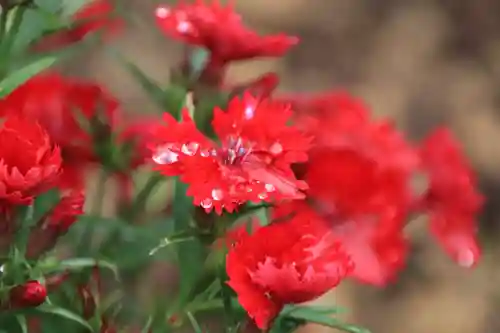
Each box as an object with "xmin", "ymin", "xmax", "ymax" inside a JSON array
[{"xmin": 8, "ymin": 281, "xmax": 47, "ymax": 308}]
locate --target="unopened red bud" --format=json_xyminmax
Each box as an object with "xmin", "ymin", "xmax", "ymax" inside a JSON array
[{"xmin": 8, "ymin": 281, "xmax": 47, "ymax": 308}]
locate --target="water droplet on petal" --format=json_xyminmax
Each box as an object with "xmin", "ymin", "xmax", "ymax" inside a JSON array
[
  {"xmin": 244, "ymin": 105, "xmax": 255, "ymax": 119},
  {"xmin": 181, "ymin": 142, "xmax": 199, "ymax": 156},
  {"xmin": 200, "ymin": 149, "xmax": 210, "ymax": 157},
  {"xmin": 269, "ymin": 142, "xmax": 283, "ymax": 155},
  {"xmin": 211, "ymin": 188, "xmax": 224, "ymax": 201},
  {"xmin": 155, "ymin": 6, "xmax": 171, "ymax": 18},
  {"xmin": 177, "ymin": 20, "xmax": 191, "ymax": 33},
  {"xmin": 265, "ymin": 184, "xmax": 275, "ymax": 192},
  {"xmin": 457, "ymin": 248, "xmax": 475, "ymax": 268},
  {"xmin": 200, "ymin": 199, "xmax": 213, "ymax": 209},
  {"xmin": 258, "ymin": 193, "xmax": 268, "ymax": 200},
  {"xmin": 153, "ymin": 146, "xmax": 179, "ymax": 165}
]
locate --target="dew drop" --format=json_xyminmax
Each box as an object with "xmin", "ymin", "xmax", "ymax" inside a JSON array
[
  {"xmin": 200, "ymin": 199, "xmax": 213, "ymax": 209},
  {"xmin": 244, "ymin": 105, "xmax": 255, "ymax": 119},
  {"xmin": 155, "ymin": 6, "xmax": 171, "ymax": 18},
  {"xmin": 181, "ymin": 142, "xmax": 199, "ymax": 156},
  {"xmin": 269, "ymin": 142, "xmax": 283, "ymax": 155},
  {"xmin": 457, "ymin": 248, "xmax": 475, "ymax": 268},
  {"xmin": 152, "ymin": 146, "xmax": 179, "ymax": 165},
  {"xmin": 177, "ymin": 20, "xmax": 191, "ymax": 33},
  {"xmin": 211, "ymin": 188, "xmax": 224, "ymax": 201},
  {"xmin": 265, "ymin": 184, "xmax": 275, "ymax": 192},
  {"xmin": 200, "ymin": 149, "xmax": 210, "ymax": 157},
  {"xmin": 258, "ymin": 192, "xmax": 268, "ymax": 200}
]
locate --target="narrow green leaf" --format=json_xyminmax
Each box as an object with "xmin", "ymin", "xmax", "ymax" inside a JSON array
[
  {"xmin": 34, "ymin": 0, "xmax": 62, "ymax": 13},
  {"xmin": 36, "ymin": 305, "xmax": 92, "ymax": 331},
  {"xmin": 186, "ymin": 312, "xmax": 203, "ymax": 333},
  {"xmin": 173, "ymin": 179, "xmax": 207, "ymax": 305},
  {"xmin": 32, "ymin": 188, "xmax": 61, "ymax": 222},
  {"xmin": 38, "ymin": 258, "xmax": 119, "ymax": 281},
  {"xmin": 60, "ymin": 0, "xmax": 89, "ymax": 17},
  {"xmin": 282, "ymin": 305, "xmax": 370, "ymax": 333},
  {"xmin": 188, "ymin": 47, "xmax": 210, "ymax": 81},
  {"xmin": 110, "ymin": 51, "xmax": 169, "ymax": 108},
  {"xmin": 16, "ymin": 315, "xmax": 27, "ymax": 333},
  {"xmin": 0, "ymin": 56, "xmax": 57, "ymax": 97}
]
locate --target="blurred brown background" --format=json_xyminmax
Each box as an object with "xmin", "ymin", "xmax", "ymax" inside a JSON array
[{"xmin": 67, "ymin": 0, "xmax": 500, "ymax": 332}]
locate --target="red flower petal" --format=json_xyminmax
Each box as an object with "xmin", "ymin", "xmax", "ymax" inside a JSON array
[{"xmin": 420, "ymin": 128, "xmax": 483, "ymax": 267}]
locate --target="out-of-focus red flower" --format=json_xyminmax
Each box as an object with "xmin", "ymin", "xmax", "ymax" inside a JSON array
[
  {"xmin": 32, "ymin": 0, "xmax": 122, "ymax": 52},
  {"xmin": 0, "ymin": 72, "xmax": 120, "ymax": 187},
  {"xmin": 119, "ymin": 116, "xmax": 164, "ymax": 169},
  {"xmin": 155, "ymin": 1, "xmax": 297, "ymax": 83},
  {"xmin": 227, "ymin": 72, "xmax": 279, "ymax": 99},
  {"xmin": 0, "ymin": 116, "xmax": 62, "ymax": 205},
  {"xmin": 226, "ymin": 218, "xmax": 352, "ymax": 329},
  {"xmin": 26, "ymin": 190, "xmax": 85, "ymax": 258},
  {"xmin": 419, "ymin": 128, "xmax": 483, "ymax": 268},
  {"xmin": 151, "ymin": 93, "xmax": 310, "ymax": 214},
  {"xmin": 8, "ymin": 281, "xmax": 47, "ymax": 308},
  {"xmin": 281, "ymin": 92, "xmax": 418, "ymax": 285},
  {"xmin": 275, "ymin": 201, "xmax": 408, "ymax": 287}
]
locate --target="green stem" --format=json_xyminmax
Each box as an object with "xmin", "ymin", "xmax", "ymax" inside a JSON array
[
  {"xmin": 91, "ymin": 169, "xmax": 108, "ymax": 215},
  {"xmin": 77, "ymin": 170, "xmax": 108, "ymax": 255},
  {"xmin": 125, "ymin": 172, "xmax": 164, "ymax": 222}
]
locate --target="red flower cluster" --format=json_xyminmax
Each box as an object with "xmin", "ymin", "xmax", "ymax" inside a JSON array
[
  {"xmin": 151, "ymin": 1, "xmax": 483, "ymax": 329},
  {"xmin": 155, "ymin": 0, "xmax": 297, "ymax": 84},
  {"xmin": 227, "ymin": 218, "xmax": 352, "ymax": 328},
  {"xmin": 0, "ymin": 0, "xmax": 482, "ymax": 331},
  {"xmin": 0, "ymin": 117, "xmax": 61, "ymax": 205},
  {"xmin": 152, "ymin": 93, "xmax": 310, "ymax": 214}
]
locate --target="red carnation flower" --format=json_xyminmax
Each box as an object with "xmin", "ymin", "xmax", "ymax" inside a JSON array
[
  {"xmin": 155, "ymin": 0, "xmax": 297, "ymax": 83},
  {"xmin": 7, "ymin": 281, "xmax": 47, "ymax": 309},
  {"xmin": 419, "ymin": 128, "xmax": 483, "ymax": 268},
  {"xmin": 226, "ymin": 218, "xmax": 352, "ymax": 329},
  {"xmin": 0, "ymin": 72, "xmax": 120, "ymax": 188},
  {"xmin": 282, "ymin": 92, "xmax": 418, "ymax": 285},
  {"xmin": 32, "ymin": 0, "xmax": 122, "ymax": 52},
  {"xmin": 151, "ymin": 93, "xmax": 310, "ymax": 213},
  {"xmin": 0, "ymin": 117, "xmax": 62, "ymax": 205}
]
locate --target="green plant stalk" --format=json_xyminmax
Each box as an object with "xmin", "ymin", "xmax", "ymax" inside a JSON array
[
  {"xmin": 77, "ymin": 169, "xmax": 108, "ymax": 256},
  {"xmin": 125, "ymin": 172, "xmax": 164, "ymax": 222}
]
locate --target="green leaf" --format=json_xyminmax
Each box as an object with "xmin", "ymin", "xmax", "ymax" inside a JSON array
[
  {"xmin": 110, "ymin": 50, "xmax": 184, "ymax": 114},
  {"xmin": 194, "ymin": 91, "xmax": 230, "ymax": 138},
  {"xmin": 279, "ymin": 305, "xmax": 370, "ymax": 333},
  {"xmin": 188, "ymin": 47, "xmax": 210, "ymax": 81},
  {"xmin": 15, "ymin": 315, "xmax": 27, "ymax": 333},
  {"xmin": 38, "ymin": 258, "xmax": 119, "ymax": 281},
  {"xmin": 60, "ymin": 0, "xmax": 89, "ymax": 17},
  {"xmin": 0, "ymin": 55, "xmax": 58, "ymax": 97},
  {"xmin": 172, "ymin": 179, "xmax": 207, "ymax": 306},
  {"xmin": 34, "ymin": 0, "xmax": 62, "ymax": 13},
  {"xmin": 32, "ymin": 188, "xmax": 61, "ymax": 222},
  {"xmin": 36, "ymin": 305, "xmax": 92, "ymax": 331},
  {"xmin": 163, "ymin": 85, "xmax": 189, "ymax": 118},
  {"xmin": 186, "ymin": 312, "xmax": 203, "ymax": 333}
]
